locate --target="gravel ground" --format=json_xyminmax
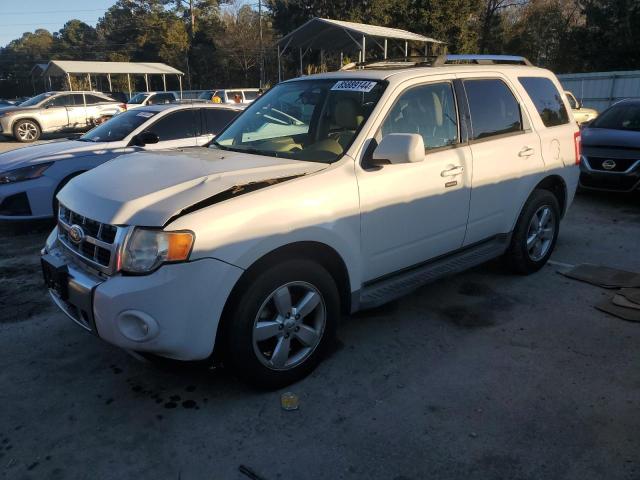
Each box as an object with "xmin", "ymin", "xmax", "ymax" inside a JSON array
[{"xmin": 0, "ymin": 192, "xmax": 639, "ymax": 480}]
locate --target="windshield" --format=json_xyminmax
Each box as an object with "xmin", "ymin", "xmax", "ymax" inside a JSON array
[
  {"xmin": 20, "ymin": 92, "xmax": 55, "ymax": 107},
  {"xmin": 212, "ymin": 79, "xmax": 386, "ymax": 163},
  {"xmin": 591, "ymin": 103, "xmax": 640, "ymax": 131},
  {"xmin": 80, "ymin": 110, "xmax": 158, "ymax": 142},
  {"xmin": 128, "ymin": 93, "xmax": 149, "ymax": 104}
]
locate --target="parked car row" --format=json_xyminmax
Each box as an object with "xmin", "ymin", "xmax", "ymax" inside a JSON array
[
  {"xmin": 0, "ymin": 103, "xmax": 242, "ymax": 219},
  {"xmin": 0, "ymin": 91, "xmax": 126, "ymax": 142}
]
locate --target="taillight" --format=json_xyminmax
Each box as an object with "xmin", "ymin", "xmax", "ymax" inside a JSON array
[
  {"xmin": 573, "ymin": 131, "xmax": 581, "ymax": 165},
  {"xmin": 120, "ymin": 103, "xmax": 127, "ymax": 111}
]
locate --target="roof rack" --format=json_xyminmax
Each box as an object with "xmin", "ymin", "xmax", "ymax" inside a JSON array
[
  {"xmin": 432, "ymin": 54, "xmax": 533, "ymax": 66},
  {"xmin": 339, "ymin": 54, "xmax": 533, "ymax": 71}
]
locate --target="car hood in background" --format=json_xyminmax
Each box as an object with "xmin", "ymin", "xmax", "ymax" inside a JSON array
[
  {"xmin": 582, "ymin": 127, "xmax": 640, "ymax": 149},
  {"xmin": 0, "ymin": 140, "xmax": 114, "ymax": 172},
  {"xmin": 58, "ymin": 148, "xmax": 328, "ymax": 226}
]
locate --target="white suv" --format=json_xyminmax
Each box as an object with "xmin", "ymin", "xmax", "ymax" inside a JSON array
[{"xmin": 41, "ymin": 55, "xmax": 581, "ymax": 388}]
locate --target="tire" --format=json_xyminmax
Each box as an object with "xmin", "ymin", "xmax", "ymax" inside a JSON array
[
  {"xmin": 223, "ymin": 259, "xmax": 340, "ymax": 389},
  {"xmin": 505, "ymin": 189, "xmax": 560, "ymax": 275},
  {"xmin": 13, "ymin": 119, "xmax": 41, "ymax": 143}
]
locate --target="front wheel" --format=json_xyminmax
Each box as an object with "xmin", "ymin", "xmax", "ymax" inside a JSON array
[
  {"xmin": 223, "ymin": 259, "xmax": 340, "ymax": 389},
  {"xmin": 505, "ymin": 189, "xmax": 560, "ymax": 274},
  {"xmin": 13, "ymin": 119, "xmax": 41, "ymax": 142}
]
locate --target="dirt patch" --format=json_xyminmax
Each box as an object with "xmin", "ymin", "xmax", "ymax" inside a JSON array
[{"xmin": 0, "ymin": 223, "xmax": 53, "ymax": 323}]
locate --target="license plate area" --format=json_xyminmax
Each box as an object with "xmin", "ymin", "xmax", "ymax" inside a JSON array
[{"xmin": 41, "ymin": 253, "xmax": 69, "ymax": 300}]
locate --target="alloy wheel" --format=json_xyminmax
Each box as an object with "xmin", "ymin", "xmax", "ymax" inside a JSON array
[
  {"xmin": 252, "ymin": 281, "xmax": 326, "ymax": 371},
  {"xmin": 16, "ymin": 122, "xmax": 38, "ymax": 141},
  {"xmin": 526, "ymin": 205, "xmax": 555, "ymax": 262}
]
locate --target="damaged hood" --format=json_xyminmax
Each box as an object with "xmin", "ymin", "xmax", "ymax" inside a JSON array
[{"xmin": 57, "ymin": 147, "xmax": 327, "ymax": 226}]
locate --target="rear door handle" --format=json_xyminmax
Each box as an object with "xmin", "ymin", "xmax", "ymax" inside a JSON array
[
  {"xmin": 441, "ymin": 165, "xmax": 464, "ymax": 177},
  {"xmin": 518, "ymin": 146, "xmax": 535, "ymax": 157}
]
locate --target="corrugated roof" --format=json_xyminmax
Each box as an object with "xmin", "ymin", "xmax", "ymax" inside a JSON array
[
  {"xmin": 43, "ymin": 61, "xmax": 183, "ymax": 76},
  {"xmin": 276, "ymin": 17, "xmax": 443, "ymax": 52}
]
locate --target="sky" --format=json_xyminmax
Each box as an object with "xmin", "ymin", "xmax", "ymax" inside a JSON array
[{"xmin": 0, "ymin": 0, "xmax": 117, "ymax": 47}]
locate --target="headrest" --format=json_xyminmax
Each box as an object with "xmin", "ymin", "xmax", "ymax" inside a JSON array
[{"xmin": 334, "ymin": 98, "xmax": 363, "ymax": 129}]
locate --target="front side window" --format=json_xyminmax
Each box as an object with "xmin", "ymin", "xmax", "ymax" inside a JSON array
[
  {"xmin": 565, "ymin": 92, "xmax": 578, "ymax": 109},
  {"xmin": 244, "ymin": 91, "xmax": 259, "ymax": 100},
  {"xmin": 381, "ymin": 82, "xmax": 458, "ymax": 150},
  {"xmin": 212, "ymin": 78, "xmax": 386, "ymax": 163},
  {"xmin": 79, "ymin": 110, "xmax": 158, "ymax": 142},
  {"xmin": 519, "ymin": 77, "xmax": 570, "ymax": 127},
  {"xmin": 147, "ymin": 109, "xmax": 200, "ymax": 141},
  {"xmin": 85, "ymin": 94, "xmax": 107, "ymax": 105},
  {"xmin": 465, "ymin": 79, "xmax": 523, "ymax": 140}
]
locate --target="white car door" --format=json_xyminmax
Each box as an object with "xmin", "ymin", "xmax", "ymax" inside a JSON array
[
  {"xmin": 357, "ymin": 80, "xmax": 473, "ymax": 281},
  {"xmin": 457, "ymin": 75, "xmax": 546, "ymax": 246},
  {"xmin": 65, "ymin": 93, "xmax": 88, "ymax": 128},
  {"xmin": 39, "ymin": 95, "xmax": 71, "ymax": 130}
]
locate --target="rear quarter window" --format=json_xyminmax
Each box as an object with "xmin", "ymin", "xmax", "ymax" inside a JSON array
[{"xmin": 519, "ymin": 77, "xmax": 569, "ymax": 127}]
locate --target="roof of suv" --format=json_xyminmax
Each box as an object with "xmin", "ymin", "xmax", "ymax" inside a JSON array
[{"xmin": 286, "ymin": 64, "xmax": 550, "ymax": 85}]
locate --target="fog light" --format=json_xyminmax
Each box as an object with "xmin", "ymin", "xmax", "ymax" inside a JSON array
[{"xmin": 116, "ymin": 310, "xmax": 159, "ymax": 342}]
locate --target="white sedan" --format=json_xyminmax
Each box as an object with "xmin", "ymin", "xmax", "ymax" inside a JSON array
[{"xmin": 0, "ymin": 103, "xmax": 242, "ymax": 220}]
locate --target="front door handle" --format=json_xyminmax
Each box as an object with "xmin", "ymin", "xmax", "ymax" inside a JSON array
[
  {"xmin": 518, "ymin": 146, "xmax": 535, "ymax": 157},
  {"xmin": 441, "ymin": 165, "xmax": 464, "ymax": 177}
]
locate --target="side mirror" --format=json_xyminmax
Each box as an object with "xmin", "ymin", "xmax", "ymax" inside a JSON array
[
  {"xmin": 132, "ymin": 131, "xmax": 160, "ymax": 147},
  {"xmin": 371, "ymin": 133, "xmax": 424, "ymax": 165}
]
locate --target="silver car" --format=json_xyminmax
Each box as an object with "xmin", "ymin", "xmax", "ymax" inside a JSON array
[{"xmin": 0, "ymin": 91, "xmax": 125, "ymax": 143}]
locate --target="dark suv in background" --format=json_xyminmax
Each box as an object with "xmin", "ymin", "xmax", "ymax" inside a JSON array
[{"xmin": 580, "ymin": 99, "xmax": 640, "ymax": 192}]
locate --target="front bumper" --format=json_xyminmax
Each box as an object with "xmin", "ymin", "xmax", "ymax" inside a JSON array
[
  {"xmin": 0, "ymin": 175, "xmax": 57, "ymax": 220},
  {"xmin": 43, "ymin": 241, "xmax": 244, "ymax": 361}
]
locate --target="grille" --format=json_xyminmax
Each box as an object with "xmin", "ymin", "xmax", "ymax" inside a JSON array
[
  {"xmin": 584, "ymin": 156, "xmax": 639, "ymax": 173},
  {"xmin": 58, "ymin": 204, "xmax": 124, "ymax": 275}
]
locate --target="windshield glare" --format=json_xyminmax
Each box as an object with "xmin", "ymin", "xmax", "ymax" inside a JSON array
[
  {"xmin": 19, "ymin": 92, "xmax": 55, "ymax": 107},
  {"xmin": 212, "ymin": 79, "xmax": 386, "ymax": 163},
  {"xmin": 128, "ymin": 93, "xmax": 149, "ymax": 104},
  {"xmin": 80, "ymin": 110, "xmax": 157, "ymax": 142},
  {"xmin": 591, "ymin": 103, "xmax": 640, "ymax": 131}
]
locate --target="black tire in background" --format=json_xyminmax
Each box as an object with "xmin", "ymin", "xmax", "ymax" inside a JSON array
[
  {"xmin": 12, "ymin": 119, "xmax": 41, "ymax": 143},
  {"xmin": 505, "ymin": 189, "xmax": 561, "ymax": 274},
  {"xmin": 222, "ymin": 259, "xmax": 340, "ymax": 389}
]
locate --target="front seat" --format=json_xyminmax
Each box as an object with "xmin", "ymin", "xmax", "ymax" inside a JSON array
[{"xmin": 332, "ymin": 97, "xmax": 364, "ymax": 150}]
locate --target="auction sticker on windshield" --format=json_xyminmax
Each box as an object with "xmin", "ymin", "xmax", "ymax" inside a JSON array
[
  {"xmin": 331, "ymin": 80, "xmax": 377, "ymax": 92},
  {"xmin": 136, "ymin": 112, "xmax": 155, "ymax": 118}
]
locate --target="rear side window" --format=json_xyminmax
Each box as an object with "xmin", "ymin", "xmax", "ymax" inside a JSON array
[
  {"xmin": 203, "ymin": 108, "xmax": 239, "ymax": 135},
  {"xmin": 85, "ymin": 94, "xmax": 107, "ymax": 105},
  {"xmin": 519, "ymin": 77, "xmax": 569, "ymax": 127},
  {"xmin": 243, "ymin": 91, "xmax": 258, "ymax": 100},
  {"xmin": 464, "ymin": 79, "xmax": 522, "ymax": 140},
  {"xmin": 147, "ymin": 110, "xmax": 201, "ymax": 141}
]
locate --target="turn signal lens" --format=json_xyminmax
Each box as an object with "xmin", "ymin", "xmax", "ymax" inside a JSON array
[
  {"xmin": 574, "ymin": 131, "xmax": 581, "ymax": 165},
  {"xmin": 166, "ymin": 232, "xmax": 194, "ymax": 261}
]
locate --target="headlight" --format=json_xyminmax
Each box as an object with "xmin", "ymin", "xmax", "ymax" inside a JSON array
[
  {"xmin": 121, "ymin": 228, "xmax": 194, "ymax": 273},
  {"xmin": 0, "ymin": 162, "xmax": 53, "ymax": 184}
]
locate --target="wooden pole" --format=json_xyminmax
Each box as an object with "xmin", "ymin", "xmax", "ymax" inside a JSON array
[
  {"xmin": 162, "ymin": 74, "xmax": 167, "ymax": 91},
  {"xmin": 67, "ymin": 73, "xmax": 72, "ymax": 91},
  {"xmin": 107, "ymin": 73, "xmax": 112, "ymax": 92},
  {"xmin": 144, "ymin": 74, "xmax": 149, "ymax": 92},
  {"xmin": 127, "ymin": 74, "xmax": 132, "ymax": 98}
]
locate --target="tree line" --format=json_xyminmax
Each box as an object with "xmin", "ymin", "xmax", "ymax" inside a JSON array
[{"xmin": 0, "ymin": 0, "xmax": 637, "ymax": 97}]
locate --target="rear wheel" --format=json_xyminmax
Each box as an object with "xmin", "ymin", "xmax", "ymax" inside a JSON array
[
  {"xmin": 13, "ymin": 119, "xmax": 41, "ymax": 142},
  {"xmin": 223, "ymin": 259, "xmax": 339, "ymax": 389},
  {"xmin": 505, "ymin": 189, "xmax": 560, "ymax": 274}
]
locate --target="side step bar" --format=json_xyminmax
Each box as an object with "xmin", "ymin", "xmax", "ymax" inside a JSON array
[{"xmin": 356, "ymin": 234, "xmax": 511, "ymax": 311}]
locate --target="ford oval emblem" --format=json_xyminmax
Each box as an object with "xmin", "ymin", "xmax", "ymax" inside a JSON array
[
  {"xmin": 602, "ymin": 159, "xmax": 617, "ymax": 170},
  {"xmin": 68, "ymin": 224, "xmax": 85, "ymax": 244}
]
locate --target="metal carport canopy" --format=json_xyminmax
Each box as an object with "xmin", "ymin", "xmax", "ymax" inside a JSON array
[
  {"xmin": 41, "ymin": 60, "xmax": 184, "ymax": 97},
  {"xmin": 276, "ymin": 17, "xmax": 443, "ymax": 52},
  {"xmin": 42, "ymin": 61, "xmax": 183, "ymax": 76}
]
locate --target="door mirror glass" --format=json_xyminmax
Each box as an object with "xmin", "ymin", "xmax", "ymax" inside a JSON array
[
  {"xmin": 133, "ymin": 131, "xmax": 160, "ymax": 146},
  {"xmin": 372, "ymin": 133, "xmax": 424, "ymax": 165}
]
